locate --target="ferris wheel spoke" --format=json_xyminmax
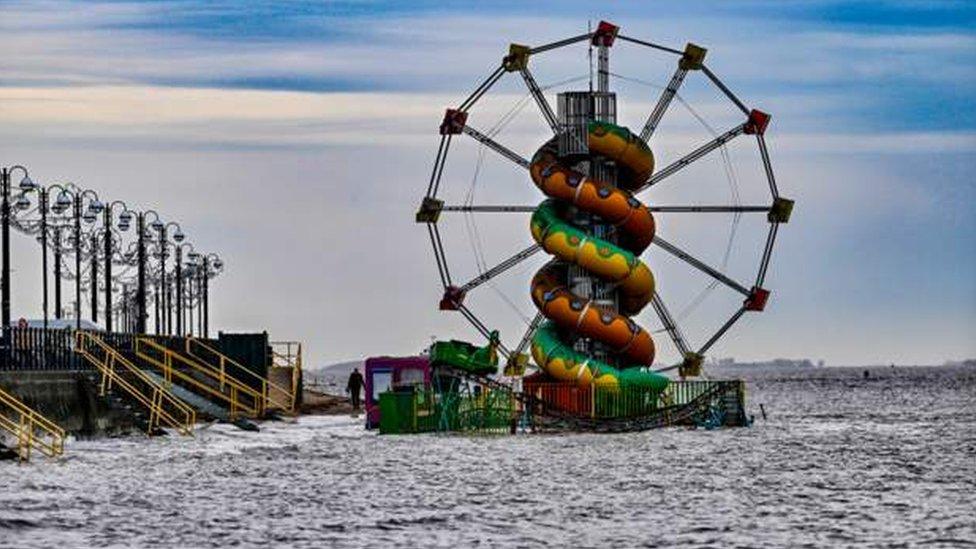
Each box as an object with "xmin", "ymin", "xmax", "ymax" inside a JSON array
[
  {"xmin": 530, "ymin": 33, "xmax": 593, "ymax": 55},
  {"xmin": 701, "ymin": 65, "xmax": 750, "ymax": 116},
  {"xmin": 617, "ymin": 34, "xmax": 683, "ymax": 56},
  {"xmin": 637, "ymin": 123, "xmax": 747, "ymax": 194},
  {"xmin": 755, "ymin": 222, "xmax": 780, "ymax": 288},
  {"xmin": 459, "ymin": 244, "xmax": 542, "ymax": 294},
  {"xmin": 757, "ymin": 134, "xmax": 780, "ymax": 198},
  {"xmin": 511, "ymin": 311, "xmax": 544, "ymax": 362},
  {"xmin": 442, "ymin": 205, "xmax": 535, "ymax": 213},
  {"xmin": 426, "ymin": 223, "xmax": 451, "ymax": 288},
  {"xmin": 648, "ymin": 205, "xmax": 771, "ymax": 213},
  {"xmin": 425, "ymin": 134, "xmax": 451, "ymax": 199},
  {"xmin": 639, "ymin": 66, "xmax": 688, "ymax": 142},
  {"xmin": 653, "ymin": 235, "xmax": 751, "ymax": 296},
  {"xmin": 518, "ymin": 67, "xmax": 560, "ymax": 135},
  {"xmin": 458, "ymin": 65, "xmax": 506, "ymax": 113},
  {"xmin": 457, "ymin": 304, "xmax": 512, "ymax": 358},
  {"xmin": 652, "ymin": 362, "xmax": 682, "ymax": 374},
  {"xmin": 650, "ymin": 291, "xmax": 691, "ymax": 357},
  {"xmin": 698, "ymin": 306, "xmax": 747, "ymax": 355},
  {"xmin": 461, "ymin": 126, "xmax": 531, "ymax": 169}
]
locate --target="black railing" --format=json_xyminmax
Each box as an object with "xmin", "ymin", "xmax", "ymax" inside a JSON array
[
  {"xmin": 4, "ymin": 327, "xmax": 82, "ymax": 371},
  {"xmin": 0, "ymin": 328, "xmax": 221, "ymax": 372}
]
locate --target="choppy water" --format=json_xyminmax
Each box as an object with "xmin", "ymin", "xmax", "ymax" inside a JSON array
[{"xmin": 2, "ymin": 366, "xmax": 975, "ymax": 548}]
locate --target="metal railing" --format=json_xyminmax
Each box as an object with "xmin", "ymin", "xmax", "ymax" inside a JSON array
[
  {"xmin": 522, "ymin": 379, "xmax": 745, "ymax": 421},
  {"xmin": 135, "ymin": 337, "xmax": 264, "ymax": 420},
  {"xmin": 271, "ymin": 341, "xmax": 303, "ymax": 371},
  {"xmin": 185, "ymin": 337, "xmax": 296, "ymax": 414},
  {"xmin": 75, "ymin": 331, "xmax": 195, "ymax": 436},
  {"xmin": 1, "ymin": 327, "xmax": 220, "ymax": 371},
  {"xmin": 3, "ymin": 326, "xmax": 83, "ymax": 371},
  {"xmin": 271, "ymin": 340, "xmax": 302, "ymax": 413},
  {"xmin": 666, "ymin": 380, "xmax": 726, "ymax": 406},
  {"xmin": 523, "ymin": 382, "xmax": 669, "ymax": 419},
  {"xmin": 0, "ymin": 385, "xmax": 66, "ymax": 463}
]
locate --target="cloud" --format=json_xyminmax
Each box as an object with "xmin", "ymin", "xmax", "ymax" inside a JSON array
[{"xmin": 1, "ymin": 1, "xmax": 973, "ymax": 365}]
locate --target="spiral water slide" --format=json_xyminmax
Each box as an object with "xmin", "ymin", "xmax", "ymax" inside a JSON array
[{"xmin": 528, "ymin": 121, "xmax": 669, "ymax": 391}]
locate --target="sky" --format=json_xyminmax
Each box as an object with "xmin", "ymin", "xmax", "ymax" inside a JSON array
[{"xmin": 0, "ymin": 0, "xmax": 973, "ymax": 367}]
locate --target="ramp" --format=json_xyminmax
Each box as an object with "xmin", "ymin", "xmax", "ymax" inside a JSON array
[
  {"xmin": 0, "ymin": 385, "xmax": 65, "ymax": 463},
  {"xmin": 75, "ymin": 331, "xmax": 195, "ymax": 436}
]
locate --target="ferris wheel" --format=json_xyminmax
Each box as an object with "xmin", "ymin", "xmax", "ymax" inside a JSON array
[{"xmin": 416, "ymin": 21, "xmax": 792, "ymax": 385}]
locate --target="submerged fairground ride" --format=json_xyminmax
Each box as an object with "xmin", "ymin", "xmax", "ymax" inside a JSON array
[{"xmin": 391, "ymin": 21, "xmax": 793, "ymax": 434}]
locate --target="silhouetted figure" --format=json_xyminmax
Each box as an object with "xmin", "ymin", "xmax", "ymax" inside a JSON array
[
  {"xmin": 347, "ymin": 368, "xmax": 364, "ymax": 410},
  {"xmin": 863, "ymin": 370, "xmax": 870, "ymax": 379}
]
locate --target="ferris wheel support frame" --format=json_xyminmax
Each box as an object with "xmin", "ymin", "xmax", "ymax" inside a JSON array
[{"xmin": 417, "ymin": 21, "xmax": 794, "ymax": 375}]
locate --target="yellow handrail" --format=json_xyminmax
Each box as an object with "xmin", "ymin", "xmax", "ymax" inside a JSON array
[
  {"xmin": 186, "ymin": 337, "xmax": 297, "ymax": 414},
  {"xmin": 0, "ymin": 386, "xmax": 66, "ymax": 463},
  {"xmin": 74, "ymin": 331, "xmax": 195, "ymax": 436},
  {"xmin": 135, "ymin": 337, "xmax": 264, "ymax": 419}
]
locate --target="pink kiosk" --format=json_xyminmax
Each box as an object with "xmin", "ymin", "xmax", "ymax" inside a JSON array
[{"xmin": 364, "ymin": 356, "xmax": 431, "ymax": 429}]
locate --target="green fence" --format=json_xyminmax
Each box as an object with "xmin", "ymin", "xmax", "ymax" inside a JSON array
[{"xmin": 379, "ymin": 387, "xmax": 514, "ymax": 435}]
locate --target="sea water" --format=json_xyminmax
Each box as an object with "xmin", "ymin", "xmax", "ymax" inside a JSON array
[{"xmin": 2, "ymin": 366, "xmax": 974, "ymax": 548}]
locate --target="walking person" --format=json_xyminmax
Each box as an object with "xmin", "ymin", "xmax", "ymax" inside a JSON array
[{"xmin": 347, "ymin": 367, "xmax": 364, "ymax": 411}]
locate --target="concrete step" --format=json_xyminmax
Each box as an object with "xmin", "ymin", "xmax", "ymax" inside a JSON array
[
  {"xmin": 141, "ymin": 370, "xmax": 259, "ymax": 431},
  {"xmin": 142, "ymin": 370, "xmax": 229, "ymax": 420}
]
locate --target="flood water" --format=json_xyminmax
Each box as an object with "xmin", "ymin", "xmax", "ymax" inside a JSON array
[{"xmin": 2, "ymin": 365, "xmax": 975, "ymax": 548}]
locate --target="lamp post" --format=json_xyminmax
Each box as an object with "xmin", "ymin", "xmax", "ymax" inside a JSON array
[
  {"xmin": 174, "ymin": 242, "xmax": 193, "ymax": 336},
  {"xmin": 157, "ymin": 221, "xmax": 183, "ymax": 335},
  {"xmin": 186, "ymin": 251, "xmax": 200, "ymax": 337},
  {"xmin": 51, "ymin": 185, "xmax": 103, "ymax": 331},
  {"xmin": 104, "ymin": 201, "xmax": 135, "ymax": 333},
  {"xmin": 1, "ymin": 164, "xmax": 33, "ymax": 365},
  {"xmin": 136, "ymin": 211, "xmax": 162, "ymax": 334},
  {"xmin": 202, "ymin": 253, "xmax": 223, "ymax": 339},
  {"xmin": 41, "ymin": 185, "xmax": 83, "ymax": 328},
  {"xmin": 73, "ymin": 187, "xmax": 103, "ymax": 330},
  {"xmin": 89, "ymin": 232, "xmax": 98, "ymax": 323},
  {"xmin": 54, "ymin": 227, "xmax": 63, "ymax": 319},
  {"xmin": 79, "ymin": 196, "xmax": 103, "ymax": 325},
  {"xmin": 13, "ymin": 180, "xmax": 59, "ymax": 350}
]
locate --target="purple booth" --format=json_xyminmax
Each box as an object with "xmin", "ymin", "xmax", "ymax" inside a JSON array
[{"xmin": 364, "ymin": 356, "xmax": 431, "ymax": 429}]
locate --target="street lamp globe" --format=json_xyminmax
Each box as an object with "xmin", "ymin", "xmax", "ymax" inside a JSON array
[{"xmin": 18, "ymin": 175, "xmax": 36, "ymax": 191}]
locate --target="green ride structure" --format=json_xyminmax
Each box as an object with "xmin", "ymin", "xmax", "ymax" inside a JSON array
[{"xmin": 401, "ymin": 21, "xmax": 792, "ymax": 434}]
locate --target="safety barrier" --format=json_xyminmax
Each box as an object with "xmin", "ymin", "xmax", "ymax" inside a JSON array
[
  {"xmin": 379, "ymin": 387, "xmax": 514, "ymax": 435},
  {"xmin": 0, "ymin": 385, "xmax": 66, "ymax": 463},
  {"xmin": 75, "ymin": 331, "xmax": 195, "ymax": 436},
  {"xmin": 135, "ymin": 337, "xmax": 264, "ymax": 420},
  {"xmin": 522, "ymin": 379, "xmax": 746, "ymax": 423},
  {"xmin": 523, "ymin": 382, "xmax": 668, "ymax": 419},
  {"xmin": 185, "ymin": 337, "xmax": 296, "ymax": 414}
]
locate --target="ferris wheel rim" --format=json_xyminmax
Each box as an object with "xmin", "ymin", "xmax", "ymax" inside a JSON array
[{"xmin": 417, "ymin": 22, "xmax": 791, "ymax": 374}]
